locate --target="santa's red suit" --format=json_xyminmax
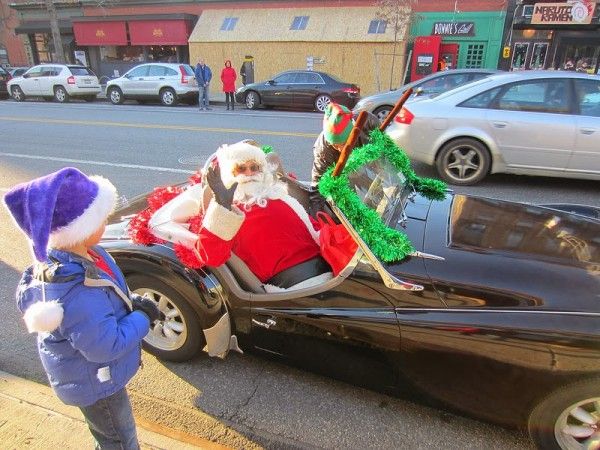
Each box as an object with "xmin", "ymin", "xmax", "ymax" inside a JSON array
[{"xmin": 149, "ymin": 141, "xmax": 331, "ymax": 290}]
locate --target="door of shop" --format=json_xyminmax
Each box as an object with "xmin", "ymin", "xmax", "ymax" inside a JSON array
[{"xmin": 458, "ymin": 42, "xmax": 487, "ymax": 69}]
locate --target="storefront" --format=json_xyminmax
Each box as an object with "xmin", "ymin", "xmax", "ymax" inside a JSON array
[
  {"xmin": 13, "ymin": 20, "xmax": 78, "ymax": 65},
  {"xmin": 72, "ymin": 14, "xmax": 196, "ymax": 80},
  {"xmin": 508, "ymin": 0, "xmax": 600, "ymax": 72},
  {"xmin": 409, "ymin": 10, "xmax": 506, "ymax": 77}
]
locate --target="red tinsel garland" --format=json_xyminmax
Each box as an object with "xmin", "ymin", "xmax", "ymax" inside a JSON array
[{"xmin": 128, "ymin": 171, "xmax": 205, "ymax": 269}]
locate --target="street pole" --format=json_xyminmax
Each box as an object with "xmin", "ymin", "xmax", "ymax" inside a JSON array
[{"xmin": 44, "ymin": 0, "xmax": 65, "ymax": 63}]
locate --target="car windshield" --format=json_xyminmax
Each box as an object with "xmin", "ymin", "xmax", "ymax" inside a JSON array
[
  {"xmin": 428, "ymin": 76, "xmax": 495, "ymax": 100},
  {"xmin": 347, "ymin": 157, "xmax": 410, "ymax": 226}
]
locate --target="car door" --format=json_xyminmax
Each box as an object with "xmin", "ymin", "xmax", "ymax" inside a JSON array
[
  {"xmin": 485, "ymin": 78, "xmax": 575, "ymax": 174},
  {"xmin": 570, "ymin": 78, "xmax": 600, "ymax": 176},
  {"xmin": 144, "ymin": 65, "xmax": 168, "ymax": 96},
  {"xmin": 293, "ymin": 72, "xmax": 324, "ymax": 107},
  {"xmin": 122, "ymin": 65, "xmax": 150, "ymax": 97},
  {"xmin": 37, "ymin": 66, "xmax": 60, "ymax": 96},
  {"xmin": 19, "ymin": 66, "xmax": 44, "ymax": 95},
  {"xmin": 261, "ymin": 72, "xmax": 297, "ymax": 106}
]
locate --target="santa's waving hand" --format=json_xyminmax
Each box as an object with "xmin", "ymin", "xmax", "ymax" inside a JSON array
[{"xmin": 197, "ymin": 141, "xmax": 331, "ymax": 291}]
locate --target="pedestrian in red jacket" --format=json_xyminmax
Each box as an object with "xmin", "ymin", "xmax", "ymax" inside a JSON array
[{"xmin": 221, "ymin": 60, "xmax": 237, "ymax": 110}]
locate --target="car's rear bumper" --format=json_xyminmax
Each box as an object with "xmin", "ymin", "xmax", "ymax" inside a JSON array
[{"xmin": 67, "ymin": 86, "xmax": 101, "ymax": 96}]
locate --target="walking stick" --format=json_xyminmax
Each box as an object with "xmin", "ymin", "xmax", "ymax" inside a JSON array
[
  {"xmin": 379, "ymin": 87, "xmax": 413, "ymax": 132},
  {"xmin": 332, "ymin": 111, "xmax": 368, "ymax": 177}
]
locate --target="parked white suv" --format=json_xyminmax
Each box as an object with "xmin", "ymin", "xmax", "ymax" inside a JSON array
[
  {"xmin": 8, "ymin": 64, "xmax": 100, "ymax": 103},
  {"xmin": 106, "ymin": 63, "xmax": 198, "ymax": 106}
]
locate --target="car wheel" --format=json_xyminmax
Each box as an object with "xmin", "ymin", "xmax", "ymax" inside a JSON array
[
  {"xmin": 108, "ymin": 87, "xmax": 124, "ymax": 105},
  {"xmin": 245, "ymin": 91, "xmax": 259, "ymax": 109},
  {"xmin": 53, "ymin": 86, "xmax": 70, "ymax": 103},
  {"xmin": 314, "ymin": 94, "xmax": 332, "ymax": 112},
  {"xmin": 11, "ymin": 86, "xmax": 25, "ymax": 102},
  {"xmin": 373, "ymin": 105, "xmax": 393, "ymax": 122},
  {"xmin": 126, "ymin": 273, "xmax": 204, "ymax": 362},
  {"xmin": 436, "ymin": 138, "xmax": 491, "ymax": 185},
  {"xmin": 528, "ymin": 378, "xmax": 600, "ymax": 450},
  {"xmin": 160, "ymin": 88, "xmax": 178, "ymax": 106}
]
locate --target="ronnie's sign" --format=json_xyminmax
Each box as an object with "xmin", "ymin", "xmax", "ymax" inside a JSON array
[
  {"xmin": 432, "ymin": 22, "xmax": 475, "ymax": 36},
  {"xmin": 531, "ymin": 1, "xmax": 595, "ymax": 25}
]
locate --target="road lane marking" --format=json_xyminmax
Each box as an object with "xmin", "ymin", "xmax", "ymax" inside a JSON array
[
  {"xmin": 0, "ymin": 152, "xmax": 195, "ymax": 174},
  {"xmin": 0, "ymin": 116, "xmax": 319, "ymax": 138}
]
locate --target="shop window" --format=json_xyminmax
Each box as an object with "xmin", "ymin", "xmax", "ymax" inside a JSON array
[
  {"xmin": 368, "ymin": 20, "xmax": 387, "ymax": 34},
  {"xmin": 574, "ymin": 79, "xmax": 600, "ymax": 117},
  {"xmin": 511, "ymin": 42, "xmax": 529, "ymax": 70},
  {"xmin": 34, "ymin": 33, "xmax": 52, "ymax": 63},
  {"xmin": 101, "ymin": 46, "xmax": 144, "ymax": 62},
  {"xmin": 220, "ymin": 17, "xmax": 238, "ymax": 31},
  {"xmin": 560, "ymin": 44, "xmax": 599, "ymax": 74},
  {"xmin": 465, "ymin": 43, "xmax": 485, "ymax": 68},
  {"xmin": 148, "ymin": 46, "xmax": 177, "ymax": 62},
  {"xmin": 290, "ymin": 16, "xmax": 309, "ymax": 30},
  {"xmin": 530, "ymin": 43, "xmax": 548, "ymax": 70}
]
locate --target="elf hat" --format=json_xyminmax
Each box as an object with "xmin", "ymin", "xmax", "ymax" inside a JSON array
[
  {"xmin": 215, "ymin": 141, "xmax": 268, "ymax": 188},
  {"xmin": 3, "ymin": 167, "xmax": 117, "ymax": 262},
  {"xmin": 323, "ymin": 103, "xmax": 353, "ymax": 145}
]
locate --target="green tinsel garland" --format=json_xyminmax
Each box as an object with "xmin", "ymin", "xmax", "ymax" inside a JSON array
[{"xmin": 318, "ymin": 129, "xmax": 446, "ymax": 263}]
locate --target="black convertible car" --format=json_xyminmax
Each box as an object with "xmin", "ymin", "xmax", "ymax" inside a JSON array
[{"xmin": 101, "ymin": 146, "xmax": 599, "ymax": 450}]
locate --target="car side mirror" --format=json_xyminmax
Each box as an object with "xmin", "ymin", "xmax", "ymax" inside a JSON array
[
  {"xmin": 413, "ymin": 87, "xmax": 424, "ymax": 97},
  {"xmin": 267, "ymin": 80, "xmax": 275, "ymax": 85},
  {"xmin": 22, "ymin": 73, "xmax": 30, "ymax": 79}
]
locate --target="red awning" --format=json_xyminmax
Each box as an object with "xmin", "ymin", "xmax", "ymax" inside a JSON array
[
  {"xmin": 128, "ymin": 20, "xmax": 190, "ymax": 46},
  {"xmin": 73, "ymin": 21, "xmax": 127, "ymax": 46}
]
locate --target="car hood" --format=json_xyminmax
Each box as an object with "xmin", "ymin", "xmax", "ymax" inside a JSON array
[{"xmin": 449, "ymin": 195, "xmax": 599, "ymax": 267}]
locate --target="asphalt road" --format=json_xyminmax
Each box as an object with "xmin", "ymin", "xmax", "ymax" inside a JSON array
[{"xmin": 1, "ymin": 98, "xmax": 597, "ymax": 449}]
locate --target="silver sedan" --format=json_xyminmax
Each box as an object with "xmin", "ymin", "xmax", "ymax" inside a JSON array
[{"xmin": 386, "ymin": 71, "xmax": 600, "ymax": 185}]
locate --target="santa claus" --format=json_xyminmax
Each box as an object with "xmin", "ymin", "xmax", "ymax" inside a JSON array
[{"xmin": 149, "ymin": 141, "xmax": 332, "ymax": 291}]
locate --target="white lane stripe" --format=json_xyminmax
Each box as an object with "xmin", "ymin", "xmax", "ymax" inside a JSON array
[{"xmin": 0, "ymin": 152, "xmax": 194, "ymax": 174}]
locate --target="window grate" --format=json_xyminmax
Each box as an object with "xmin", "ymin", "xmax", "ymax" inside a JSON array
[
  {"xmin": 220, "ymin": 17, "xmax": 238, "ymax": 31},
  {"xmin": 368, "ymin": 19, "xmax": 387, "ymax": 34},
  {"xmin": 465, "ymin": 44, "xmax": 485, "ymax": 68},
  {"xmin": 290, "ymin": 16, "xmax": 309, "ymax": 30}
]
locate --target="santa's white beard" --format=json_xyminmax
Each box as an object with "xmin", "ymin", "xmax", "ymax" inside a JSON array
[{"xmin": 233, "ymin": 172, "xmax": 288, "ymax": 209}]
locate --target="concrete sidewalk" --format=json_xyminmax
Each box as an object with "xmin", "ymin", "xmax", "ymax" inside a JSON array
[
  {"xmin": 0, "ymin": 370, "xmax": 228, "ymax": 449},
  {"xmin": 98, "ymin": 87, "xmax": 228, "ymax": 106}
]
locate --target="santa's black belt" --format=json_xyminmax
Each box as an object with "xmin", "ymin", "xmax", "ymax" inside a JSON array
[{"xmin": 267, "ymin": 256, "xmax": 330, "ymax": 289}]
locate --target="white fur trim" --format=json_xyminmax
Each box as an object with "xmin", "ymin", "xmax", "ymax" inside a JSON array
[
  {"xmin": 149, "ymin": 184, "xmax": 202, "ymax": 248},
  {"xmin": 202, "ymin": 200, "xmax": 244, "ymax": 241},
  {"xmin": 278, "ymin": 195, "xmax": 320, "ymax": 243},
  {"xmin": 216, "ymin": 142, "xmax": 268, "ymax": 188},
  {"xmin": 23, "ymin": 300, "xmax": 64, "ymax": 333},
  {"xmin": 263, "ymin": 272, "xmax": 333, "ymax": 293},
  {"xmin": 49, "ymin": 175, "xmax": 116, "ymax": 248}
]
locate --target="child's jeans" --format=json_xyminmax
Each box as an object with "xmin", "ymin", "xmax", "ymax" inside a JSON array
[{"xmin": 79, "ymin": 388, "xmax": 139, "ymax": 450}]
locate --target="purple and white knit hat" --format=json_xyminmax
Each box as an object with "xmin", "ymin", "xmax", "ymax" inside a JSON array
[{"xmin": 3, "ymin": 167, "xmax": 117, "ymax": 262}]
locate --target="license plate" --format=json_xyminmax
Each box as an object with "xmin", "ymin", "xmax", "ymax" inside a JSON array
[{"xmin": 84, "ymin": 79, "xmax": 91, "ymax": 84}]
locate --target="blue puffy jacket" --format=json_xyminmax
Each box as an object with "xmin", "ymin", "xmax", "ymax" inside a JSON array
[{"xmin": 16, "ymin": 246, "xmax": 150, "ymax": 407}]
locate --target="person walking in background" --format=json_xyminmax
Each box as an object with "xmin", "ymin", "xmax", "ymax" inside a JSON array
[
  {"xmin": 195, "ymin": 59, "xmax": 212, "ymax": 110},
  {"xmin": 3, "ymin": 167, "xmax": 161, "ymax": 450},
  {"xmin": 221, "ymin": 60, "xmax": 237, "ymax": 110}
]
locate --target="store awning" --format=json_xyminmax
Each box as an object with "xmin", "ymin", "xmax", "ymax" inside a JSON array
[
  {"xmin": 128, "ymin": 20, "xmax": 190, "ymax": 46},
  {"xmin": 73, "ymin": 21, "xmax": 127, "ymax": 46}
]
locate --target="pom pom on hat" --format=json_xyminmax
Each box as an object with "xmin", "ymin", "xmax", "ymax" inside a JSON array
[
  {"xmin": 3, "ymin": 167, "xmax": 117, "ymax": 262},
  {"xmin": 23, "ymin": 300, "xmax": 64, "ymax": 333},
  {"xmin": 323, "ymin": 103, "xmax": 353, "ymax": 145},
  {"xmin": 215, "ymin": 141, "xmax": 269, "ymax": 188}
]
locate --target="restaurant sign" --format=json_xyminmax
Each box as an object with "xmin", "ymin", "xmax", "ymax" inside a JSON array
[
  {"xmin": 531, "ymin": 1, "xmax": 595, "ymax": 25},
  {"xmin": 432, "ymin": 22, "xmax": 475, "ymax": 36}
]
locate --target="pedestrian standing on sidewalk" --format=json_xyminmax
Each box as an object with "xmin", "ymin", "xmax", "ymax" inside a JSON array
[
  {"xmin": 195, "ymin": 58, "xmax": 212, "ymax": 110},
  {"xmin": 221, "ymin": 59, "xmax": 237, "ymax": 110},
  {"xmin": 3, "ymin": 167, "xmax": 161, "ymax": 450}
]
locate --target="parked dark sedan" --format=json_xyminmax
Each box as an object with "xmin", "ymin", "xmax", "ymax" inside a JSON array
[
  {"xmin": 101, "ymin": 141, "xmax": 599, "ymax": 450},
  {"xmin": 234, "ymin": 70, "xmax": 360, "ymax": 112},
  {"xmin": 0, "ymin": 66, "xmax": 10, "ymax": 99}
]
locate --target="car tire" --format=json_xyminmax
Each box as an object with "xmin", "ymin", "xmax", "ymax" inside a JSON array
[
  {"xmin": 245, "ymin": 91, "xmax": 259, "ymax": 109},
  {"xmin": 160, "ymin": 87, "xmax": 178, "ymax": 106},
  {"xmin": 126, "ymin": 273, "xmax": 204, "ymax": 362},
  {"xmin": 528, "ymin": 378, "xmax": 600, "ymax": 450},
  {"xmin": 314, "ymin": 94, "xmax": 332, "ymax": 112},
  {"xmin": 436, "ymin": 138, "xmax": 491, "ymax": 186},
  {"xmin": 53, "ymin": 86, "xmax": 70, "ymax": 103},
  {"xmin": 108, "ymin": 87, "xmax": 124, "ymax": 105},
  {"xmin": 11, "ymin": 86, "xmax": 25, "ymax": 102},
  {"xmin": 373, "ymin": 105, "xmax": 393, "ymax": 122}
]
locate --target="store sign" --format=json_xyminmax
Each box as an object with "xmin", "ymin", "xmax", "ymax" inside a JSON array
[
  {"xmin": 432, "ymin": 22, "xmax": 475, "ymax": 36},
  {"xmin": 531, "ymin": 1, "xmax": 595, "ymax": 25}
]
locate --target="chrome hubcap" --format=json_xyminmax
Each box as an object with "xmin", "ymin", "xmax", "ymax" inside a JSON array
[
  {"xmin": 110, "ymin": 90, "xmax": 121, "ymax": 103},
  {"xmin": 133, "ymin": 288, "xmax": 187, "ymax": 351},
  {"xmin": 12, "ymin": 88, "xmax": 21, "ymax": 100},
  {"xmin": 556, "ymin": 398, "xmax": 600, "ymax": 450},
  {"xmin": 55, "ymin": 89, "xmax": 66, "ymax": 101},
  {"xmin": 163, "ymin": 91, "xmax": 174, "ymax": 105},
  {"xmin": 316, "ymin": 96, "xmax": 331, "ymax": 112},
  {"xmin": 246, "ymin": 94, "xmax": 255, "ymax": 108},
  {"xmin": 445, "ymin": 147, "xmax": 482, "ymax": 181}
]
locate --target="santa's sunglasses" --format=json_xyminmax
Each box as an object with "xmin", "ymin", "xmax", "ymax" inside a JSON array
[{"xmin": 233, "ymin": 162, "xmax": 261, "ymax": 175}]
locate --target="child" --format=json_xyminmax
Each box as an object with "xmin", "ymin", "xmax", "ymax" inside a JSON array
[{"xmin": 3, "ymin": 167, "xmax": 160, "ymax": 450}]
